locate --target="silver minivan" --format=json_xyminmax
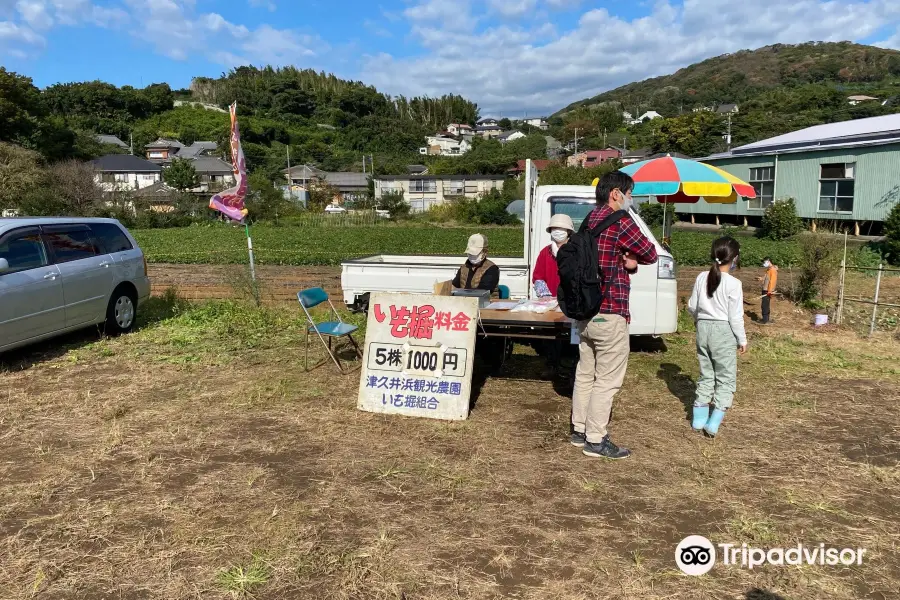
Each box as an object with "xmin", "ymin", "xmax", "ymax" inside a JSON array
[{"xmin": 0, "ymin": 217, "xmax": 151, "ymax": 353}]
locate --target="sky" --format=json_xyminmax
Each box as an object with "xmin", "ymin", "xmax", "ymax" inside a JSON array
[{"xmin": 2, "ymin": 0, "xmax": 900, "ymax": 116}]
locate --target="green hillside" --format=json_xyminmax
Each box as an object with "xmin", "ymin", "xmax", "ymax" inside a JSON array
[
  {"xmin": 547, "ymin": 42, "xmax": 900, "ymax": 158},
  {"xmin": 555, "ymin": 41, "xmax": 900, "ymax": 117}
]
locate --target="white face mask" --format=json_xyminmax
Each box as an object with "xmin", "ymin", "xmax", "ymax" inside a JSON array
[
  {"xmin": 763, "ymin": 260, "xmax": 771, "ymax": 268},
  {"xmin": 550, "ymin": 230, "xmax": 568, "ymax": 243},
  {"xmin": 618, "ymin": 190, "xmax": 634, "ymax": 211},
  {"xmin": 468, "ymin": 253, "xmax": 483, "ymax": 265}
]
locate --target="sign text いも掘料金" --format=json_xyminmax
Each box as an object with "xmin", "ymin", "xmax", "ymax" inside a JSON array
[{"xmin": 357, "ymin": 293, "xmax": 478, "ymax": 421}]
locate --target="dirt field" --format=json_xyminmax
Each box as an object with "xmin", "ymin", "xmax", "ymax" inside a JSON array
[{"xmin": 1, "ymin": 276, "xmax": 899, "ymax": 599}]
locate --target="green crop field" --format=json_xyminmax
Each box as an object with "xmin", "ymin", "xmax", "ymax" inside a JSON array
[
  {"xmin": 133, "ymin": 223, "xmax": 881, "ymax": 268},
  {"xmin": 132, "ymin": 224, "xmax": 525, "ymax": 266}
]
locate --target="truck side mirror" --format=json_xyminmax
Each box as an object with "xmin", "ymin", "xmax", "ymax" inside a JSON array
[{"xmin": 0, "ymin": 257, "xmax": 9, "ymax": 272}]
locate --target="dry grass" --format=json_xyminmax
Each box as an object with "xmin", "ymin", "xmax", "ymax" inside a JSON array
[{"xmin": 1, "ymin": 288, "xmax": 898, "ymax": 599}]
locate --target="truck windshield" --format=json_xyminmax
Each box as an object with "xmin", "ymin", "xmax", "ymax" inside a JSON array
[{"xmin": 549, "ymin": 197, "xmax": 596, "ymax": 229}]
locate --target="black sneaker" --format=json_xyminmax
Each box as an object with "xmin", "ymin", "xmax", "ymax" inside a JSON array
[
  {"xmin": 583, "ymin": 436, "xmax": 631, "ymax": 460},
  {"xmin": 570, "ymin": 431, "xmax": 586, "ymax": 447}
]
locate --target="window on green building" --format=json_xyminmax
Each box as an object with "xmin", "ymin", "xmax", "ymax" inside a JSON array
[
  {"xmin": 818, "ymin": 163, "xmax": 854, "ymax": 213},
  {"xmin": 748, "ymin": 166, "xmax": 774, "ymax": 209}
]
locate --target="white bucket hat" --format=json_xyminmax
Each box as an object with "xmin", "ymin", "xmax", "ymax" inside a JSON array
[
  {"xmin": 466, "ymin": 233, "xmax": 488, "ymax": 255},
  {"xmin": 546, "ymin": 214, "xmax": 575, "ymax": 233}
]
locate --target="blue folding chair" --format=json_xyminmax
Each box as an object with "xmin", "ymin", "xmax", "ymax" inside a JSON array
[
  {"xmin": 498, "ymin": 284, "xmax": 510, "ymax": 299},
  {"xmin": 297, "ymin": 288, "xmax": 362, "ymax": 373}
]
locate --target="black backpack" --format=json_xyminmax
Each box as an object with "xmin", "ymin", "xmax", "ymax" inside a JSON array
[{"xmin": 556, "ymin": 210, "xmax": 628, "ymax": 321}]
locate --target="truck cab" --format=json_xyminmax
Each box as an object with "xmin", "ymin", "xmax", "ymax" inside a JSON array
[{"xmin": 340, "ymin": 160, "xmax": 678, "ymax": 335}]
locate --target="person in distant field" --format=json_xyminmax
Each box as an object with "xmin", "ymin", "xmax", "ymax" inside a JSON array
[
  {"xmin": 570, "ymin": 171, "xmax": 658, "ymax": 460},
  {"xmin": 756, "ymin": 256, "xmax": 778, "ymax": 324},
  {"xmin": 687, "ymin": 237, "xmax": 748, "ymax": 438},
  {"xmin": 452, "ymin": 233, "xmax": 499, "ymax": 294}
]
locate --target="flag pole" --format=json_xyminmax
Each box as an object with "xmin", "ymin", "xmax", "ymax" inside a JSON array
[{"xmin": 244, "ymin": 221, "xmax": 259, "ymax": 306}]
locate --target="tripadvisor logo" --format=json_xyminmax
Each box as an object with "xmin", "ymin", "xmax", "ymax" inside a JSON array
[{"xmin": 676, "ymin": 536, "xmax": 866, "ymax": 575}]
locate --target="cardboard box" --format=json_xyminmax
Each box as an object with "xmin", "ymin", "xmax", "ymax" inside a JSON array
[{"xmin": 433, "ymin": 280, "xmax": 452, "ymax": 296}]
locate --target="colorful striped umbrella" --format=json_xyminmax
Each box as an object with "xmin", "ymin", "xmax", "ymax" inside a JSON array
[{"xmin": 618, "ymin": 155, "xmax": 756, "ymax": 204}]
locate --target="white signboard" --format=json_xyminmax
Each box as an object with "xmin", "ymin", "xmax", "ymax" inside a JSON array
[{"xmin": 357, "ymin": 293, "xmax": 478, "ymax": 421}]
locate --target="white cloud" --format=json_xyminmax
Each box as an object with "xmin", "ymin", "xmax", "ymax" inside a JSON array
[
  {"xmin": 487, "ymin": 0, "xmax": 537, "ymax": 18},
  {"xmin": 16, "ymin": 0, "xmax": 52, "ymax": 29},
  {"xmin": 2, "ymin": 0, "xmax": 321, "ymax": 66},
  {"xmin": 364, "ymin": 0, "xmax": 900, "ymax": 114},
  {"xmin": 545, "ymin": 0, "xmax": 580, "ymax": 8}
]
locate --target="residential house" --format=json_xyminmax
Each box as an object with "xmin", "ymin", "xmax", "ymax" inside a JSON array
[
  {"xmin": 132, "ymin": 182, "xmax": 181, "ymax": 212},
  {"xmin": 509, "ymin": 159, "xmax": 552, "ymax": 175},
  {"xmin": 282, "ymin": 164, "xmax": 369, "ymax": 205},
  {"xmin": 91, "ymin": 155, "xmax": 162, "ymax": 192},
  {"xmin": 145, "ymin": 139, "xmax": 219, "ymax": 164},
  {"xmin": 477, "ymin": 118, "xmax": 499, "ymax": 127},
  {"xmin": 374, "ymin": 174, "xmax": 506, "ymax": 212},
  {"xmin": 620, "ymin": 148, "xmax": 651, "ymax": 165},
  {"xmin": 145, "ymin": 139, "xmax": 184, "ymax": 162},
  {"xmin": 545, "ymin": 136, "xmax": 563, "ymax": 159},
  {"xmin": 407, "ymin": 164, "xmax": 429, "ymax": 175},
  {"xmin": 96, "ymin": 134, "xmax": 128, "ymax": 150},
  {"xmin": 522, "ymin": 117, "xmax": 548, "ymax": 130},
  {"xmin": 848, "ymin": 95, "xmax": 879, "ymax": 106},
  {"xmin": 498, "ymin": 131, "xmax": 526, "ymax": 144},
  {"xmin": 191, "ymin": 157, "xmax": 236, "ymax": 192},
  {"xmin": 476, "ymin": 125, "xmax": 502, "ymax": 139},
  {"xmin": 420, "ymin": 135, "xmax": 471, "ymax": 156},
  {"xmin": 567, "ymin": 148, "xmax": 622, "ymax": 168},
  {"xmin": 692, "ymin": 113, "xmax": 900, "ymax": 232},
  {"xmin": 447, "ymin": 123, "xmax": 474, "ymax": 136},
  {"xmin": 716, "ymin": 103, "xmax": 739, "ymax": 115},
  {"xmin": 630, "ymin": 111, "xmax": 663, "ymax": 125}
]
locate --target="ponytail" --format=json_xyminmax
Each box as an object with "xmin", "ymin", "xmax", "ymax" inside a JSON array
[
  {"xmin": 706, "ymin": 237, "xmax": 741, "ymax": 298},
  {"xmin": 706, "ymin": 261, "xmax": 722, "ymax": 298}
]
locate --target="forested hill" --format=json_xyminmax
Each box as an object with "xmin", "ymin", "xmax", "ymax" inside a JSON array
[
  {"xmin": 0, "ymin": 65, "xmax": 481, "ymax": 179},
  {"xmin": 555, "ymin": 42, "xmax": 900, "ymax": 118}
]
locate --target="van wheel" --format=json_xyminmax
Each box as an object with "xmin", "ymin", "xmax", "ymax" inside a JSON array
[{"xmin": 105, "ymin": 288, "xmax": 137, "ymax": 335}]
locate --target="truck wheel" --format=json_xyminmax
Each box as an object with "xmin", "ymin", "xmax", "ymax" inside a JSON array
[
  {"xmin": 354, "ymin": 293, "xmax": 371, "ymax": 314},
  {"xmin": 105, "ymin": 287, "xmax": 137, "ymax": 335}
]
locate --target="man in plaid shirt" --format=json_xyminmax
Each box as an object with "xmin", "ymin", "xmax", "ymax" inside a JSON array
[{"xmin": 571, "ymin": 171, "xmax": 658, "ymax": 460}]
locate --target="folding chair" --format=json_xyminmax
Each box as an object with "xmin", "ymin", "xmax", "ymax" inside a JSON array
[{"xmin": 297, "ymin": 288, "xmax": 362, "ymax": 373}]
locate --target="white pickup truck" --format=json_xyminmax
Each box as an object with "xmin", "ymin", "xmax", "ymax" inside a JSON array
[{"xmin": 341, "ymin": 160, "xmax": 678, "ymax": 336}]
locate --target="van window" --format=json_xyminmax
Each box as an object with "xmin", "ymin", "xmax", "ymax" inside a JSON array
[
  {"xmin": 90, "ymin": 223, "xmax": 133, "ymax": 253},
  {"xmin": 0, "ymin": 228, "xmax": 49, "ymax": 273},
  {"xmin": 44, "ymin": 229, "xmax": 101, "ymax": 263},
  {"xmin": 550, "ymin": 198, "xmax": 597, "ymax": 229}
]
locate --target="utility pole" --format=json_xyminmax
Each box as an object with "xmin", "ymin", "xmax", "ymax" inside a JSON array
[
  {"xmin": 129, "ymin": 132, "xmax": 133, "ymax": 155},
  {"xmin": 725, "ymin": 113, "xmax": 733, "ymax": 151},
  {"xmin": 286, "ymin": 145, "xmax": 293, "ymax": 202},
  {"xmin": 603, "ymin": 128, "xmax": 607, "ymax": 148},
  {"xmin": 574, "ymin": 127, "xmax": 579, "ymax": 157}
]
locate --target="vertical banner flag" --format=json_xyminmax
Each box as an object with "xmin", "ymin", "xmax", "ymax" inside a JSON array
[{"xmin": 209, "ymin": 102, "xmax": 249, "ymax": 221}]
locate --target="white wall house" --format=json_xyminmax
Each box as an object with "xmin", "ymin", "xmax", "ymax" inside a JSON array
[
  {"xmin": 498, "ymin": 131, "xmax": 526, "ymax": 144},
  {"xmin": 447, "ymin": 123, "xmax": 474, "ymax": 136},
  {"xmin": 523, "ymin": 117, "xmax": 548, "ymax": 130},
  {"xmin": 90, "ymin": 155, "xmax": 162, "ymax": 192},
  {"xmin": 374, "ymin": 175, "xmax": 506, "ymax": 212},
  {"xmin": 630, "ymin": 111, "xmax": 663, "ymax": 125},
  {"xmin": 420, "ymin": 135, "xmax": 471, "ymax": 156}
]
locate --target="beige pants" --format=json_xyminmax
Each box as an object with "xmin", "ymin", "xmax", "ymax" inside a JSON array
[{"xmin": 572, "ymin": 314, "xmax": 629, "ymax": 444}]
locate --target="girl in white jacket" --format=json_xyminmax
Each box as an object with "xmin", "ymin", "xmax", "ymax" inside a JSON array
[{"xmin": 687, "ymin": 237, "xmax": 748, "ymax": 437}]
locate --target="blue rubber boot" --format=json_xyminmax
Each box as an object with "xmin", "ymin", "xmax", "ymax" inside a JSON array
[
  {"xmin": 691, "ymin": 404, "xmax": 710, "ymax": 431},
  {"xmin": 704, "ymin": 408, "xmax": 726, "ymax": 437}
]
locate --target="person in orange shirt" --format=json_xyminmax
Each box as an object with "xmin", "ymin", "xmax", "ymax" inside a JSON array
[{"xmin": 757, "ymin": 257, "xmax": 778, "ymax": 324}]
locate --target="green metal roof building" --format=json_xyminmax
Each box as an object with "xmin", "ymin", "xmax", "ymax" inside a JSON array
[{"xmin": 680, "ymin": 114, "xmax": 900, "ymax": 233}]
